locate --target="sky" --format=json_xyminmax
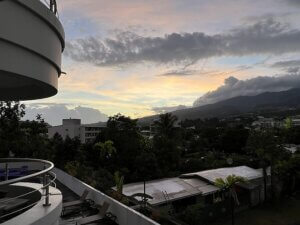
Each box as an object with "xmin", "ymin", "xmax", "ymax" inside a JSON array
[{"xmin": 24, "ymin": 0, "xmax": 300, "ymax": 125}]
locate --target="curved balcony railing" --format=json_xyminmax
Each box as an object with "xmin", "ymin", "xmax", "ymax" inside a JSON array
[
  {"xmin": 40, "ymin": 0, "xmax": 58, "ymax": 16},
  {"xmin": 0, "ymin": 158, "xmax": 57, "ymax": 221}
]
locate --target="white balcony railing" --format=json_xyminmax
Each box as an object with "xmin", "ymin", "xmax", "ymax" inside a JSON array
[
  {"xmin": 0, "ymin": 158, "xmax": 57, "ymax": 222},
  {"xmin": 40, "ymin": 0, "xmax": 58, "ymax": 16}
]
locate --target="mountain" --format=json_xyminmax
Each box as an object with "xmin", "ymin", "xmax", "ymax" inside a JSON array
[{"xmin": 139, "ymin": 88, "xmax": 300, "ymax": 124}]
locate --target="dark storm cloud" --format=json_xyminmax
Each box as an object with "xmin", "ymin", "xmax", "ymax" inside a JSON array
[
  {"xmin": 271, "ymin": 60, "xmax": 300, "ymax": 74},
  {"xmin": 64, "ymin": 19, "xmax": 300, "ymax": 67},
  {"xmin": 286, "ymin": 67, "xmax": 300, "ymax": 74},
  {"xmin": 193, "ymin": 74, "xmax": 300, "ymax": 106},
  {"xmin": 272, "ymin": 60, "xmax": 300, "ymax": 68}
]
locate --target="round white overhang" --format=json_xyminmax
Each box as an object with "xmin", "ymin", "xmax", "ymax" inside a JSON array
[{"xmin": 0, "ymin": 0, "xmax": 65, "ymax": 100}]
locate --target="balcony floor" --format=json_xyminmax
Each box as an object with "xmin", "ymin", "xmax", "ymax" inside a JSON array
[{"xmin": 56, "ymin": 181, "xmax": 117, "ymax": 225}]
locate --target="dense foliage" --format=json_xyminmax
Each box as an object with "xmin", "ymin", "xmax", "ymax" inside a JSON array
[{"xmin": 0, "ymin": 102, "xmax": 299, "ymax": 201}]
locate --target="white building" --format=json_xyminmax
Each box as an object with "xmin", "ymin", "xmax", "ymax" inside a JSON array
[
  {"xmin": 48, "ymin": 119, "xmax": 106, "ymax": 143},
  {"xmin": 252, "ymin": 117, "xmax": 283, "ymax": 129},
  {"xmin": 291, "ymin": 118, "xmax": 300, "ymax": 127},
  {"xmin": 284, "ymin": 144, "xmax": 300, "ymax": 154},
  {"xmin": 81, "ymin": 122, "xmax": 107, "ymax": 143}
]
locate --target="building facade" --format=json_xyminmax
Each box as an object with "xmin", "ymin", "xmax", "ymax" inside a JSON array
[{"xmin": 48, "ymin": 119, "xmax": 106, "ymax": 143}]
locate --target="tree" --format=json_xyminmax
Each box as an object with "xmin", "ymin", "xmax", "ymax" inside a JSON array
[
  {"xmin": 284, "ymin": 117, "xmax": 293, "ymax": 129},
  {"xmin": 153, "ymin": 113, "xmax": 182, "ymax": 175},
  {"xmin": 134, "ymin": 146, "xmax": 159, "ymax": 207},
  {"xmin": 273, "ymin": 153, "xmax": 300, "ymax": 198},
  {"xmin": 0, "ymin": 101, "xmax": 25, "ymax": 157},
  {"xmin": 154, "ymin": 113, "xmax": 178, "ymax": 138},
  {"xmin": 50, "ymin": 133, "xmax": 65, "ymax": 168},
  {"xmin": 246, "ymin": 130, "xmax": 283, "ymax": 201},
  {"xmin": 20, "ymin": 115, "xmax": 51, "ymax": 159},
  {"xmin": 220, "ymin": 127, "xmax": 249, "ymax": 154},
  {"xmin": 114, "ymin": 171, "xmax": 124, "ymax": 194},
  {"xmin": 215, "ymin": 175, "xmax": 247, "ymax": 225},
  {"xmin": 96, "ymin": 114, "xmax": 145, "ymax": 181},
  {"xmin": 94, "ymin": 140, "xmax": 116, "ymax": 160},
  {"xmin": 153, "ymin": 135, "xmax": 182, "ymax": 175}
]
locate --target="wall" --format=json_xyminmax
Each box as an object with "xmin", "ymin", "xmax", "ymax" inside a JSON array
[
  {"xmin": 48, "ymin": 124, "xmax": 81, "ymax": 140},
  {"xmin": 0, "ymin": 0, "xmax": 64, "ymax": 100},
  {"xmin": 53, "ymin": 168, "xmax": 159, "ymax": 225}
]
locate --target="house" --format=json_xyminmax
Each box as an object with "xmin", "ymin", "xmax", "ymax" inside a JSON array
[
  {"xmin": 181, "ymin": 166, "xmax": 268, "ymax": 207},
  {"xmin": 119, "ymin": 166, "xmax": 269, "ymax": 213}
]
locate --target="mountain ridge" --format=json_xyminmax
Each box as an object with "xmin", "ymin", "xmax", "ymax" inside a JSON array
[{"xmin": 139, "ymin": 88, "xmax": 300, "ymax": 124}]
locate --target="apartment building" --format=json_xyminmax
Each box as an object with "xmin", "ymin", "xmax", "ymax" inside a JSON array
[{"xmin": 48, "ymin": 119, "xmax": 106, "ymax": 143}]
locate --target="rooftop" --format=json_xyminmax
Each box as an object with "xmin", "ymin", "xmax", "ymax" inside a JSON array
[
  {"xmin": 120, "ymin": 177, "xmax": 218, "ymax": 206},
  {"xmin": 181, "ymin": 166, "xmax": 263, "ymax": 184},
  {"xmin": 121, "ymin": 166, "xmax": 264, "ymax": 206},
  {"xmin": 121, "ymin": 177, "xmax": 210, "ymax": 206}
]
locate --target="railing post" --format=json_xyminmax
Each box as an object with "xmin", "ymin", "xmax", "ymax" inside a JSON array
[
  {"xmin": 43, "ymin": 174, "xmax": 51, "ymax": 207},
  {"xmin": 5, "ymin": 163, "xmax": 8, "ymax": 181},
  {"xmin": 43, "ymin": 163, "xmax": 46, "ymax": 186}
]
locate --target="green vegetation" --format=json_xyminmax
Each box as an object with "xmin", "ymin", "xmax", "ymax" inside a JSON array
[
  {"xmin": 0, "ymin": 101, "xmax": 300, "ymax": 225},
  {"xmin": 215, "ymin": 175, "xmax": 247, "ymax": 225},
  {"xmin": 212, "ymin": 197, "xmax": 300, "ymax": 225},
  {"xmin": 180, "ymin": 201, "xmax": 231, "ymax": 225}
]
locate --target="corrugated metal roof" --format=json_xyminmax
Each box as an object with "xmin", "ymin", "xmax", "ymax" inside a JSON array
[
  {"xmin": 182, "ymin": 179, "xmax": 219, "ymax": 195},
  {"xmin": 121, "ymin": 176, "xmax": 220, "ymax": 206},
  {"xmin": 123, "ymin": 177, "xmax": 210, "ymax": 205},
  {"xmin": 120, "ymin": 166, "xmax": 263, "ymax": 206},
  {"xmin": 121, "ymin": 178, "xmax": 204, "ymax": 206},
  {"xmin": 181, "ymin": 166, "xmax": 262, "ymax": 184}
]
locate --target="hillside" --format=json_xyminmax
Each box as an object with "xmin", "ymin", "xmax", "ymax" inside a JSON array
[{"xmin": 139, "ymin": 88, "xmax": 300, "ymax": 124}]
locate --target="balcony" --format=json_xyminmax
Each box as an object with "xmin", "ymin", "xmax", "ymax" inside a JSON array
[
  {"xmin": 0, "ymin": 0, "xmax": 65, "ymax": 100},
  {"xmin": 0, "ymin": 159, "xmax": 159, "ymax": 225},
  {"xmin": 0, "ymin": 158, "xmax": 62, "ymax": 225}
]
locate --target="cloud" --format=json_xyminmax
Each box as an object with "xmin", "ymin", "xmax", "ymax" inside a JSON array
[
  {"xmin": 287, "ymin": 67, "xmax": 300, "ymax": 74},
  {"xmin": 159, "ymin": 64, "xmax": 253, "ymax": 77},
  {"xmin": 271, "ymin": 60, "xmax": 300, "ymax": 68},
  {"xmin": 271, "ymin": 59, "xmax": 300, "ymax": 74},
  {"xmin": 287, "ymin": 0, "xmax": 300, "ymax": 6},
  {"xmin": 193, "ymin": 74, "xmax": 300, "ymax": 106},
  {"xmin": 24, "ymin": 104, "xmax": 108, "ymax": 126},
  {"xmin": 152, "ymin": 105, "xmax": 188, "ymax": 114},
  {"xmin": 159, "ymin": 69, "xmax": 203, "ymax": 76},
  {"xmin": 64, "ymin": 19, "xmax": 300, "ymax": 67}
]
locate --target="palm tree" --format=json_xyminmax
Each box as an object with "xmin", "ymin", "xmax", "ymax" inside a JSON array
[
  {"xmin": 215, "ymin": 175, "xmax": 247, "ymax": 225},
  {"xmin": 255, "ymin": 147, "xmax": 271, "ymax": 201},
  {"xmin": 94, "ymin": 140, "xmax": 117, "ymax": 159},
  {"xmin": 154, "ymin": 113, "xmax": 178, "ymax": 137},
  {"xmin": 114, "ymin": 171, "xmax": 124, "ymax": 195},
  {"xmin": 246, "ymin": 131, "xmax": 282, "ymax": 201}
]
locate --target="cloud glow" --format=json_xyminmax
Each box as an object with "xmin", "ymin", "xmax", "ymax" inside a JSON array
[{"xmin": 25, "ymin": 0, "xmax": 300, "ymax": 123}]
